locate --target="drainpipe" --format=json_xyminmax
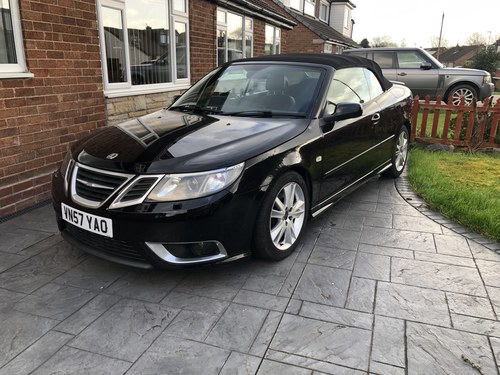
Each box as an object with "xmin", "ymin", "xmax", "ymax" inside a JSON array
[{"xmin": 328, "ymin": 1, "xmax": 332, "ymax": 25}]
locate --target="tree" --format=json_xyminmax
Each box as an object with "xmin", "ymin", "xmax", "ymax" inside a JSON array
[
  {"xmin": 465, "ymin": 32, "xmax": 487, "ymax": 46},
  {"xmin": 360, "ymin": 38, "xmax": 370, "ymax": 48},
  {"xmin": 371, "ymin": 36, "xmax": 397, "ymax": 47},
  {"xmin": 399, "ymin": 39, "xmax": 407, "ymax": 47},
  {"xmin": 429, "ymin": 36, "xmax": 449, "ymax": 48},
  {"xmin": 467, "ymin": 46, "xmax": 500, "ymax": 76}
]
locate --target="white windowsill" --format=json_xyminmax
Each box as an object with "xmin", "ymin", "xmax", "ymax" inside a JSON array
[
  {"xmin": 0, "ymin": 71, "xmax": 34, "ymax": 79},
  {"xmin": 104, "ymin": 83, "xmax": 191, "ymax": 98}
]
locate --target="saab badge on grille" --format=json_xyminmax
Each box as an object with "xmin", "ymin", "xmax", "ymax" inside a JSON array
[{"xmin": 106, "ymin": 153, "xmax": 119, "ymax": 160}]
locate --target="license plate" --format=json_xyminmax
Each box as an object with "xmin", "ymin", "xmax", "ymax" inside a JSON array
[{"xmin": 61, "ymin": 203, "xmax": 113, "ymax": 238}]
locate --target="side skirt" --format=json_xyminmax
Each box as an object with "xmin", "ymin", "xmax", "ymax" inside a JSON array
[{"xmin": 311, "ymin": 160, "xmax": 392, "ymax": 218}]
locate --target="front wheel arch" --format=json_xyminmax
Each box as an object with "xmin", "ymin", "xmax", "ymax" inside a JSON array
[{"xmin": 444, "ymin": 83, "xmax": 479, "ymax": 105}]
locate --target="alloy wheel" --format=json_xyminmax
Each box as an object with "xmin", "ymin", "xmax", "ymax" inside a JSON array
[
  {"xmin": 269, "ymin": 182, "xmax": 306, "ymax": 251},
  {"xmin": 451, "ymin": 87, "xmax": 475, "ymax": 106},
  {"xmin": 394, "ymin": 130, "xmax": 409, "ymax": 172}
]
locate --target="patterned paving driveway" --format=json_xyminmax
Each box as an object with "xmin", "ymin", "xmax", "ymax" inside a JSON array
[{"xmin": 0, "ymin": 176, "xmax": 499, "ymax": 375}]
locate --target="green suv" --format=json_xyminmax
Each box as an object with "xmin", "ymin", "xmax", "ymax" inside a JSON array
[{"xmin": 343, "ymin": 47, "xmax": 494, "ymax": 105}]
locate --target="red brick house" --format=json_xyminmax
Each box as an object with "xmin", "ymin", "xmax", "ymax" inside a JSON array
[
  {"xmin": 273, "ymin": 0, "xmax": 358, "ymax": 53},
  {"xmin": 0, "ymin": 0, "xmax": 356, "ymax": 218}
]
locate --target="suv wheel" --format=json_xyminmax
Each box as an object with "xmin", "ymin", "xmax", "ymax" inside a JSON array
[{"xmin": 448, "ymin": 84, "xmax": 477, "ymax": 106}]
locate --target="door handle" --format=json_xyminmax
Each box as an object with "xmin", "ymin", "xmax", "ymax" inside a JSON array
[
  {"xmin": 397, "ymin": 72, "xmax": 407, "ymax": 76},
  {"xmin": 372, "ymin": 113, "xmax": 381, "ymax": 123}
]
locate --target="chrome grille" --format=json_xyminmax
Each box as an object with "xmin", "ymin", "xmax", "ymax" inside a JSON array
[
  {"xmin": 71, "ymin": 164, "xmax": 133, "ymax": 208},
  {"xmin": 121, "ymin": 177, "xmax": 159, "ymax": 202}
]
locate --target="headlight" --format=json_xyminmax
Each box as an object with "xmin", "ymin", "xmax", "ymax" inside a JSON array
[
  {"xmin": 483, "ymin": 74, "xmax": 491, "ymax": 84},
  {"xmin": 147, "ymin": 162, "xmax": 245, "ymax": 201}
]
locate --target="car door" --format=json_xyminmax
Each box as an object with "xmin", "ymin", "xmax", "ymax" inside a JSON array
[
  {"xmin": 318, "ymin": 67, "xmax": 387, "ymax": 202},
  {"xmin": 395, "ymin": 50, "xmax": 439, "ymax": 97}
]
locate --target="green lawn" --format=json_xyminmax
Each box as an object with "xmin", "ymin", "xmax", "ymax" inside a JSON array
[
  {"xmin": 415, "ymin": 110, "xmax": 449, "ymax": 138},
  {"xmin": 408, "ymin": 149, "xmax": 500, "ymax": 241}
]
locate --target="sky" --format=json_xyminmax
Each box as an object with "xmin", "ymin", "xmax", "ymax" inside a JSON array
[{"xmin": 351, "ymin": 0, "xmax": 499, "ymax": 48}]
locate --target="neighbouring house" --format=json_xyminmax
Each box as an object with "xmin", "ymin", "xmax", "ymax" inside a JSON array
[
  {"xmin": 438, "ymin": 44, "xmax": 483, "ymax": 67},
  {"xmin": 273, "ymin": 0, "xmax": 358, "ymax": 53},
  {"xmin": 0, "ymin": 0, "xmax": 359, "ymax": 218}
]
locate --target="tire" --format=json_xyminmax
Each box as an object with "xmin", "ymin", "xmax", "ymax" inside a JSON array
[
  {"xmin": 447, "ymin": 84, "xmax": 477, "ymax": 106},
  {"xmin": 253, "ymin": 171, "xmax": 309, "ymax": 260},
  {"xmin": 382, "ymin": 126, "xmax": 409, "ymax": 178}
]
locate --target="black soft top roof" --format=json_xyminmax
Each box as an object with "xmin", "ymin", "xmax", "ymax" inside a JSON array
[{"xmin": 230, "ymin": 53, "xmax": 393, "ymax": 91}]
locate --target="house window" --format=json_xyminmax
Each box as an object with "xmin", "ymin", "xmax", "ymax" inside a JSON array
[
  {"xmin": 290, "ymin": 0, "xmax": 314, "ymax": 16},
  {"xmin": 344, "ymin": 9, "xmax": 351, "ymax": 29},
  {"xmin": 290, "ymin": 0, "xmax": 300, "ymax": 11},
  {"xmin": 0, "ymin": 0, "xmax": 31, "ymax": 78},
  {"xmin": 97, "ymin": 0, "xmax": 190, "ymax": 95},
  {"xmin": 319, "ymin": 1, "xmax": 328, "ymax": 22},
  {"xmin": 304, "ymin": 0, "xmax": 315, "ymax": 16},
  {"xmin": 217, "ymin": 8, "xmax": 253, "ymax": 66},
  {"xmin": 265, "ymin": 25, "xmax": 281, "ymax": 55}
]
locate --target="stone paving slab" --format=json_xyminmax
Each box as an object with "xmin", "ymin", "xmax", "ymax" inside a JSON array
[{"xmin": 0, "ymin": 176, "xmax": 499, "ymax": 374}]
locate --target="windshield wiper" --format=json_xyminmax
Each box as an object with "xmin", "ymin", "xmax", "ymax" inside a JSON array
[
  {"xmin": 221, "ymin": 110, "xmax": 273, "ymax": 117},
  {"xmin": 221, "ymin": 110, "xmax": 306, "ymax": 118},
  {"xmin": 169, "ymin": 104, "xmax": 221, "ymax": 114}
]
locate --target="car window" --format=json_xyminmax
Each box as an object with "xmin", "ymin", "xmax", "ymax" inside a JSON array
[
  {"xmin": 364, "ymin": 69, "xmax": 384, "ymax": 99},
  {"xmin": 325, "ymin": 67, "xmax": 371, "ymax": 114},
  {"xmin": 372, "ymin": 52, "xmax": 393, "ymax": 68},
  {"xmin": 396, "ymin": 51, "xmax": 427, "ymax": 69}
]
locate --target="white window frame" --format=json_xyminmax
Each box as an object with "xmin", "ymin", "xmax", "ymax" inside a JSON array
[
  {"xmin": 216, "ymin": 8, "xmax": 253, "ymax": 66},
  {"xmin": 304, "ymin": 0, "xmax": 315, "ymax": 16},
  {"xmin": 319, "ymin": 1, "xmax": 329, "ymax": 23},
  {"xmin": 0, "ymin": 0, "xmax": 33, "ymax": 79},
  {"xmin": 265, "ymin": 24, "xmax": 281, "ymax": 55},
  {"xmin": 344, "ymin": 9, "xmax": 351, "ymax": 29},
  {"xmin": 97, "ymin": 0, "xmax": 190, "ymax": 98},
  {"xmin": 289, "ymin": 0, "xmax": 301, "ymax": 11}
]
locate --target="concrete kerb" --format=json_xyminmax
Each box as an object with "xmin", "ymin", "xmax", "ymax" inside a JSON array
[{"xmin": 395, "ymin": 163, "xmax": 500, "ymax": 255}]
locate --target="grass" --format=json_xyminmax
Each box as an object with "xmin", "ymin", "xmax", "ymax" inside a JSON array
[
  {"xmin": 408, "ymin": 149, "xmax": 500, "ymax": 241},
  {"xmin": 416, "ymin": 110, "xmax": 448, "ymax": 138}
]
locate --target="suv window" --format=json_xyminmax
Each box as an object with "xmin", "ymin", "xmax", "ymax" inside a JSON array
[
  {"xmin": 396, "ymin": 51, "xmax": 427, "ymax": 69},
  {"xmin": 372, "ymin": 52, "xmax": 393, "ymax": 68}
]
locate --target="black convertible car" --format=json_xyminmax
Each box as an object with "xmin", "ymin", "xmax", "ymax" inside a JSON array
[{"xmin": 52, "ymin": 54, "xmax": 413, "ymax": 268}]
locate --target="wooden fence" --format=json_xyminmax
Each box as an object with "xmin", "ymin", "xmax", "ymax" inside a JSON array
[{"xmin": 410, "ymin": 95, "xmax": 500, "ymax": 148}]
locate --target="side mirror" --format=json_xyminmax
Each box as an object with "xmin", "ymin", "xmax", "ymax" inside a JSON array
[
  {"xmin": 321, "ymin": 103, "xmax": 363, "ymax": 131},
  {"xmin": 420, "ymin": 62, "xmax": 432, "ymax": 70}
]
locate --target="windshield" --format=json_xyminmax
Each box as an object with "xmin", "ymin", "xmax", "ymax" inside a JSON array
[{"xmin": 171, "ymin": 63, "xmax": 324, "ymax": 117}]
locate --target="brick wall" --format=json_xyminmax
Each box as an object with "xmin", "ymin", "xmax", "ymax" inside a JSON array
[
  {"xmin": 190, "ymin": 0, "xmax": 217, "ymax": 83},
  {"xmin": 286, "ymin": 23, "xmax": 324, "ymax": 54},
  {"xmin": 0, "ymin": 0, "xmax": 106, "ymax": 217}
]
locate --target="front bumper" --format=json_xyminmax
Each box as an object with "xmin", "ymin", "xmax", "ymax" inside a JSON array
[
  {"xmin": 52, "ymin": 170, "xmax": 263, "ymax": 269},
  {"xmin": 479, "ymin": 82, "xmax": 494, "ymax": 100}
]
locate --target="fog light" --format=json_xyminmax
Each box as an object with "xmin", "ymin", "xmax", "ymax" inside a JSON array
[
  {"xmin": 145, "ymin": 241, "xmax": 228, "ymax": 265},
  {"xmin": 167, "ymin": 242, "xmax": 219, "ymax": 258}
]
